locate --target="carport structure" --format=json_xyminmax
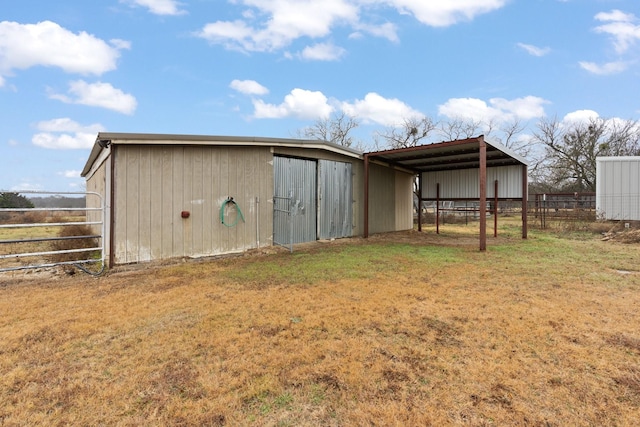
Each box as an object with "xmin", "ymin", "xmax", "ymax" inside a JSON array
[{"xmin": 364, "ymin": 135, "xmax": 529, "ymax": 251}]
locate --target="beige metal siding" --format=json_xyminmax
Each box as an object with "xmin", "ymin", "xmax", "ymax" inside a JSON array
[
  {"xmin": 367, "ymin": 164, "xmax": 414, "ymax": 234},
  {"xmin": 113, "ymin": 145, "xmax": 273, "ymax": 264},
  {"xmin": 351, "ymin": 161, "xmax": 364, "ymax": 236},
  {"xmin": 395, "ymin": 170, "xmax": 414, "ymax": 230}
]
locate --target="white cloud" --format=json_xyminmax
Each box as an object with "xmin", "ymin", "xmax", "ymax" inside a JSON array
[
  {"xmin": 579, "ymin": 61, "xmax": 628, "ymax": 75},
  {"xmin": 60, "ymin": 170, "xmax": 82, "ymax": 178},
  {"xmin": 32, "ymin": 118, "xmax": 105, "ymax": 150},
  {"xmin": 489, "ymin": 96, "xmax": 549, "ymax": 120},
  {"xmin": 49, "ymin": 80, "xmax": 137, "ymax": 114},
  {"xmin": 248, "ymin": 88, "xmax": 421, "ymax": 126},
  {"xmin": 562, "ymin": 110, "xmax": 600, "ymax": 125},
  {"xmin": 197, "ymin": 0, "xmax": 358, "ymax": 53},
  {"xmin": 594, "ymin": 10, "xmax": 640, "ymax": 54},
  {"xmin": 559, "ymin": 112, "xmax": 640, "ymax": 140},
  {"xmin": 341, "ymin": 92, "xmax": 423, "ymax": 126},
  {"xmin": 438, "ymin": 96, "xmax": 549, "ymax": 124},
  {"xmin": 252, "ymin": 88, "xmax": 334, "ymax": 120},
  {"xmin": 352, "ymin": 22, "xmax": 399, "ymax": 42},
  {"xmin": 595, "ymin": 10, "xmax": 635, "ymax": 23},
  {"xmin": 123, "ymin": 0, "xmax": 186, "ymax": 15},
  {"xmin": 382, "ymin": 0, "xmax": 508, "ymax": 27},
  {"xmin": 579, "ymin": 10, "xmax": 639, "ymax": 75},
  {"xmin": 10, "ymin": 183, "xmax": 42, "ymax": 192},
  {"xmin": 195, "ymin": 0, "xmax": 507, "ymax": 55},
  {"xmin": 517, "ymin": 43, "xmax": 551, "ymax": 57},
  {"xmin": 0, "ymin": 21, "xmax": 128, "ymax": 83},
  {"xmin": 300, "ymin": 43, "xmax": 346, "ymax": 61},
  {"xmin": 110, "ymin": 39, "xmax": 132, "ymax": 50},
  {"xmin": 439, "ymin": 98, "xmax": 502, "ymax": 123},
  {"xmin": 230, "ymin": 79, "xmax": 269, "ymax": 96}
]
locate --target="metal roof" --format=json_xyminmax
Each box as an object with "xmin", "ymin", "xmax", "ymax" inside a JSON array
[
  {"xmin": 81, "ymin": 132, "xmax": 363, "ymax": 177},
  {"xmin": 365, "ymin": 136, "xmax": 529, "ymax": 174},
  {"xmin": 82, "ymin": 133, "xmax": 530, "ymax": 178}
]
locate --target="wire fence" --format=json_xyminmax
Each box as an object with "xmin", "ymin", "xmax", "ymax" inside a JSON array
[{"xmin": 416, "ymin": 193, "xmax": 599, "ymax": 229}]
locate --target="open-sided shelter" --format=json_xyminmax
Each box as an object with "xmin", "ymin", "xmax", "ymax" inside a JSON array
[
  {"xmin": 364, "ymin": 136, "xmax": 529, "ymax": 250},
  {"xmin": 81, "ymin": 133, "xmax": 414, "ymax": 267}
]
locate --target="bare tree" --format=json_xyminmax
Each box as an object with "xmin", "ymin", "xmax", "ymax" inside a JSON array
[
  {"xmin": 533, "ymin": 116, "xmax": 640, "ymax": 192},
  {"xmin": 373, "ymin": 116, "xmax": 439, "ymax": 216},
  {"xmin": 436, "ymin": 116, "xmax": 532, "ymax": 158},
  {"xmin": 496, "ymin": 119, "xmax": 525, "ymax": 148},
  {"xmin": 488, "ymin": 118, "xmax": 537, "ymax": 159},
  {"xmin": 295, "ymin": 112, "xmax": 360, "ymax": 148},
  {"xmin": 374, "ymin": 116, "xmax": 438, "ymax": 149},
  {"xmin": 437, "ymin": 117, "xmax": 483, "ymax": 141}
]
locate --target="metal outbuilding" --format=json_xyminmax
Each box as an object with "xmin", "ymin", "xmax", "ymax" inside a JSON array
[
  {"xmin": 364, "ymin": 136, "xmax": 529, "ymax": 250},
  {"xmin": 81, "ymin": 133, "xmax": 414, "ymax": 267},
  {"xmin": 596, "ymin": 156, "xmax": 640, "ymax": 220}
]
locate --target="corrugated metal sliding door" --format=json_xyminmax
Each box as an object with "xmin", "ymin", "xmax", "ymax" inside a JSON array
[
  {"xmin": 318, "ymin": 160, "xmax": 353, "ymax": 239},
  {"xmin": 273, "ymin": 156, "xmax": 317, "ymax": 245}
]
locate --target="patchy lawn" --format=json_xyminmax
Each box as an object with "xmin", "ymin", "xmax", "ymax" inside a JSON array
[{"xmin": 1, "ymin": 224, "xmax": 639, "ymax": 426}]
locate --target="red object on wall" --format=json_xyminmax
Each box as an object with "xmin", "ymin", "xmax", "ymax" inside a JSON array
[{"xmin": 181, "ymin": 211, "xmax": 190, "ymax": 218}]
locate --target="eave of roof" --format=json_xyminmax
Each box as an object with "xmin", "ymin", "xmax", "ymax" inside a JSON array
[
  {"xmin": 81, "ymin": 132, "xmax": 364, "ymax": 177},
  {"xmin": 364, "ymin": 136, "xmax": 529, "ymax": 174}
]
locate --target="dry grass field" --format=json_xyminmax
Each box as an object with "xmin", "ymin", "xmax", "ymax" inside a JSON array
[{"xmin": 1, "ymin": 220, "xmax": 639, "ymax": 426}]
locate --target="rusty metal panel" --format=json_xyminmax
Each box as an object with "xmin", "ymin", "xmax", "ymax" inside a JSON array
[
  {"xmin": 318, "ymin": 160, "xmax": 352, "ymax": 239},
  {"xmin": 273, "ymin": 156, "xmax": 317, "ymax": 244}
]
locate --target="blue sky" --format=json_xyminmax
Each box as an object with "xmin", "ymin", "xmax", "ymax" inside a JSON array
[{"xmin": 1, "ymin": 0, "xmax": 639, "ymax": 192}]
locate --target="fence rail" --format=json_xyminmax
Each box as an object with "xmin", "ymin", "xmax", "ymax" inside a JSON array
[
  {"xmin": 416, "ymin": 193, "xmax": 598, "ymax": 229},
  {"xmin": 0, "ymin": 190, "xmax": 105, "ymax": 275}
]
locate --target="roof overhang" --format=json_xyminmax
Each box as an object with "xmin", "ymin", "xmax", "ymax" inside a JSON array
[
  {"xmin": 81, "ymin": 132, "xmax": 364, "ymax": 177},
  {"xmin": 364, "ymin": 135, "xmax": 529, "ymax": 174},
  {"xmin": 363, "ymin": 135, "xmax": 529, "ymax": 250}
]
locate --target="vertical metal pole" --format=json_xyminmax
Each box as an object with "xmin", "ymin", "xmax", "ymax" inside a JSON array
[
  {"xmin": 289, "ymin": 191, "xmax": 294, "ymax": 253},
  {"xmin": 542, "ymin": 194, "xmax": 546, "ymax": 229},
  {"xmin": 364, "ymin": 154, "xmax": 369, "ymax": 238},
  {"xmin": 465, "ymin": 200, "xmax": 468, "ymax": 225},
  {"xmin": 522, "ymin": 165, "xmax": 528, "ymax": 239},
  {"xmin": 100, "ymin": 192, "xmax": 106, "ymax": 267},
  {"xmin": 256, "ymin": 196, "xmax": 260, "ymax": 248},
  {"xmin": 494, "ymin": 180, "xmax": 498, "ymax": 238},
  {"xmin": 436, "ymin": 183, "xmax": 440, "ymax": 235},
  {"xmin": 417, "ymin": 173, "xmax": 422, "ymax": 232},
  {"xmin": 109, "ymin": 146, "xmax": 116, "ymax": 268},
  {"xmin": 479, "ymin": 137, "xmax": 487, "ymax": 251}
]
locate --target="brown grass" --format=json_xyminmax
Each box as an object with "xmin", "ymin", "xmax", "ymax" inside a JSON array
[
  {"xmin": 1, "ymin": 224, "xmax": 639, "ymax": 426},
  {"xmin": 49, "ymin": 224, "xmax": 99, "ymax": 263}
]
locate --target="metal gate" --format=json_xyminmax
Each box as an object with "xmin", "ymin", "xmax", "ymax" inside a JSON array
[
  {"xmin": 273, "ymin": 157, "xmax": 317, "ymax": 250},
  {"xmin": 0, "ymin": 191, "xmax": 105, "ymax": 275}
]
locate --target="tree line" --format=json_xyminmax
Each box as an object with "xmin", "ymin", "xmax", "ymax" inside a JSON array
[
  {"xmin": 0, "ymin": 192, "xmax": 34, "ymax": 208},
  {"xmin": 0, "ymin": 193, "xmax": 85, "ymax": 209},
  {"xmin": 296, "ymin": 112, "xmax": 640, "ymax": 193}
]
